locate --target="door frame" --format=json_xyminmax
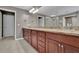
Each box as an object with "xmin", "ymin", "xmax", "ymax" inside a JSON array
[{"xmin": 0, "ymin": 8, "xmax": 16, "ymax": 40}]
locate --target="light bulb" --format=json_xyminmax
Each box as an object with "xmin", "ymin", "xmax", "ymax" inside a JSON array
[{"xmin": 29, "ymin": 8, "xmax": 35, "ymax": 13}]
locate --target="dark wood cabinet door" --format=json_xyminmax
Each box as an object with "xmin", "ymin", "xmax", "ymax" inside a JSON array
[
  {"xmin": 38, "ymin": 31, "xmax": 46, "ymax": 42},
  {"xmin": 31, "ymin": 31, "xmax": 38, "ymax": 49},
  {"xmin": 22, "ymin": 28, "xmax": 24, "ymax": 37},
  {"xmin": 28, "ymin": 30, "xmax": 32, "ymax": 44},
  {"xmin": 46, "ymin": 38, "xmax": 60, "ymax": 53},
  {"xmin": 38, "ymin": 45, "xmax": 46, "ymax": 53},
  {"xmin": 22, "ymin": 29, "xmax": 26, "ymax": 38},
  {"xmin": 38, "ymin": 40, "xmax": 46, "ymax": 53},
  {"xmin": 37, "ymin": 32, "xmax": 46, "ymax": 53},
  {"xmin": 22, "ymin": 29, "xmax": 28, "ymax": 41},
  {"xmin": 25, "ymin": 30, "xmax": 29, "ymax": 41},
  {"xmin": 63, "ymin": 44, "xmax": 79, "ymax": 53}
]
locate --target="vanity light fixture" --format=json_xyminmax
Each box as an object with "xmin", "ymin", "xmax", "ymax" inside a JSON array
[
  {"xmin": 29, "ymin": 6, "xmax": 40, "ymax": 14},
  {"xmin": 50, "ymin": 15, "xmax": 56, "ymax": 17},
  {"xmin": 29, "ymin": 8, "xmax": 35, "ymax": 13},
  {"xmin": 33, "ymin": 9, "xmax": 39, "ymax": 14}
]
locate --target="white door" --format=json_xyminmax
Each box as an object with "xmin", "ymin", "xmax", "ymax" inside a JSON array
[{"xmin": 3, "ymin": 14, "xmax": 15, "ymax": 37}]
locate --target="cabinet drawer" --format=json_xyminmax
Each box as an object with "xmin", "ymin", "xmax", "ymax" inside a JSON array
[
  {"xmin": 38, "ymin": 40, "xmax": 45, "ymax": 48},
  {"xmin": 29, "ymin": 38, "xmax": 31, "ymax": 44},
  {"xmin": 38, "ymin": 45, "xmax": 46, "ymax": 53}
]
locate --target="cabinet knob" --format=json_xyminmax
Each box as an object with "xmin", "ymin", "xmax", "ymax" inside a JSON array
[
  {"xmin": 58, "ymin": 44, "xmax": 61, "ymax": 47},
  {"xmin": 61, "ymin": 45, "xmax": 64, "ymax": 48}
]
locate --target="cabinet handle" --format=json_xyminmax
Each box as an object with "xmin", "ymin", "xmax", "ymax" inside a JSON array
[
  {"xmin": 58, "ymin": 44, "xmax": 61, "ymax": 47},
  {"xmin": 61, "ymin": 45, "xmax": 64, "ymax": 48}
]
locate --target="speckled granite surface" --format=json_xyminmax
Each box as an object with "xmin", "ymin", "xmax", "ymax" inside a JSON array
[{"xmin": 23, "ymin": 27, "xmax": 79, "ymax": 36}]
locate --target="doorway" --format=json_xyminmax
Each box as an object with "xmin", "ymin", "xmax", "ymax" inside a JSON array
[
  {"xmin": 38, "ymin": 16, "xmax": 45, "ymax": 27},
  {"xmin": 0, "ymin": 10, "xmax": 15, "ymax": 39}
]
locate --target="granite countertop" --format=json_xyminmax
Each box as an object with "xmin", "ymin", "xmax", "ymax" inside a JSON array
[{"xmin": 23, "ymin": 27, "xmax": 79, "ymax": 36}]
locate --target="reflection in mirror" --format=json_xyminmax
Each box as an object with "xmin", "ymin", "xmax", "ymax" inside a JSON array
[
  {"xmin": 38, "ymin": 11, "xmax": 79, "ymax": 31},
  {"xmin": 65, "ymin": 17, "xmax": 72, "ymax": 29}
]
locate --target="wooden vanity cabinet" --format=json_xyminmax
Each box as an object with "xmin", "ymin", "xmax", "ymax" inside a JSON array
[
  {"xmin": 46, "ymin": 38, "xmax": 61, "ymax": 53},
  {"xmin": 61, "ymin": 35, "xmax": 79, "ymax": 53},
  {"xmin": 46, "ymin": 32, "xmax": 79, "ymax": 53},
  {"xmin": 22, "ymin": 28, "xmax": 32, "ymax": 44},
  {"xmin": 22, "ymin": 28, "xmax": 29, "ymax": 41},
  {"xmin": 28, "ymin": 30, "xmax": 32, "ymax": 44},
  {"xmin": 31, "ymin": 30, "xmax": 38, "ymax": 49},
  {"xmin": 37, "ymin": 31, "xmax": 46, "ymax": 53},
  {"xmin": 22, "ymin": 28, "xmax": 26, "ymax": 39},
  {"xmin": 46, "ymin": 32, "xmax": 62, "ymax": 53},
  {"xmin": 22, "ymin": 28, "xmax": 25, "ymax": 38},
  {"xmin": 23, "ymin": 28, "xmax": 79, "ymax": 53},
  {"xmin": 62, "ymin": 43, "xmax": 79, "ymax": 53}
]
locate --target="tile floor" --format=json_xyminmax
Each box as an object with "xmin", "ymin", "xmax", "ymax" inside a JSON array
[{"xmin": 0, "ymin": 37, "xmax": 37, "ymax": 53}]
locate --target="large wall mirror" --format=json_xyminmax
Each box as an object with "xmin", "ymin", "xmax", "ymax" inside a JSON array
[
  {"xmin": 37, "ymin": 11, "xmax": 79, "ymax": 31},
  {"xmin": 63, "ymin": 12, "xmax": 79, "ymax": 30}
]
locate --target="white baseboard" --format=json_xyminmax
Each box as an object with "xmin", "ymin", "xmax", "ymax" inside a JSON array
[{"xmin": 15, "ymin": 38, "xmax": 24, "ymax": 40}]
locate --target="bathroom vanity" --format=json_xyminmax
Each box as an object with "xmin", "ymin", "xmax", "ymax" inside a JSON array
[{"xmin": 22, "ymin": 27, "xmax": 79, "ymax": 53}]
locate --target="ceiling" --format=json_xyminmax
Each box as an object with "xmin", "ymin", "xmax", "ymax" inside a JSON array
[
  {"xmin": 15, "ymin": 6, "xmax": 33, "ymax": 11},
  {"xmin": 15, "ymin": 6, "xmax": 79, "ymax": 16}
]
